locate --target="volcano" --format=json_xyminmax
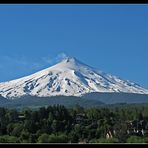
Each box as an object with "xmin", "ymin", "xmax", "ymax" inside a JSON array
[{"xmin": 0, "ymin": 57, "xmax": 148, "ymax": 100}]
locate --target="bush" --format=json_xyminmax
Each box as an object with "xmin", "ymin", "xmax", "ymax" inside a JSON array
[
  {"xmin": 89, "ymin": 137, "xmax": 119, "ymax": 143},
  {"xmin": 37, "ymin": 133, "xmax": 69, "ymax": 143},
  {"xmin": 48, "ymin": 134, "xmax": 68, "ymax": 143},
  {"xmin": 0, "ymin": 135, "xmax": 18, "ymax": 143},
  {"xmin": 37, "ymin": 133, "xmax": 50, "ymax": 143},
  {"xmin": 127, "ymin": 136, "xmax": 145, "ymax": 143}
]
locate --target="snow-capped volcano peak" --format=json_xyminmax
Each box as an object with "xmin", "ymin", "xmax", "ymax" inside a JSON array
[
  {"xmin": 0, "ymin": 57, "xmax": 148, "ymax": 99},
  {"xmin": 50, "ymin": 56, "xmax": 89, "ymax": 70},
  {"xmin": 51, "ymin": 56, "xmax": 81, "ymax": 70}
]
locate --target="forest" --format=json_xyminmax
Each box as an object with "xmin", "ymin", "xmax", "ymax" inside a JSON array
[{"xmin": 0, "ymin": 104, "xmax": 148, "ymax": 143}]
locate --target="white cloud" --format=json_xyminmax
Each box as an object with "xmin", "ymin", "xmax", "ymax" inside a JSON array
[
  {"xmin": 0, "ymin": 53, "xmax": 69, "ymax": 82},
  {"xmin": 0, "ymin": 53, "xmax": 68, "ymax": 73},
  {"xmin": 57, "ymin": 53, "xmax": 68, "ymax": 60},
  {"xmin": 41, "ymin": 52, "xmax": 68, "ymax": 66}
]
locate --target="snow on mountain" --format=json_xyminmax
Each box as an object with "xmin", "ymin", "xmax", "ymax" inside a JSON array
[{"xmin": 0, "ymin": 57, "xmax": 148, "ymax": 99}]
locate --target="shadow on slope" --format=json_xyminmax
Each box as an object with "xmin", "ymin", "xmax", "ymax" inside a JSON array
[
  {"xmin": 82, "ymin": 92, "xmax": 148, "ymax": 104},
  {"xmin": 0, "ymin": 95, "xmax": 104, "ymax": 109},
  {"xmin": 0, "ymin": 95, "xmax": 11, "ymax": 104},
  {"xmin": 1, "ymin": 92, "xmax": 148, "ymax": 109}
]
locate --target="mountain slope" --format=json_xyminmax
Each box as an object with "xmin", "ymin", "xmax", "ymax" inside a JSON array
[
  {"xmin": 82, "ymin": 92, "xmax": 148, "ymax": 104},
  {"xmin": 0, "ymin": 57, "xmax": 148, "ymax": 99},
  {"xmin": 0, "ymin": 95, "xmax": 104, "ymax": 109},
  {"xmin": 0, "ymin": 95, "xmax": 10, "ymax": 104}
]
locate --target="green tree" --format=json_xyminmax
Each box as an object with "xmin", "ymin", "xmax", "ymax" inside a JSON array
[
  {"xmin": 37, "ymin": 133, "xmax": 50, "ymax": 143},
  {"xmin": 19, "ymin": 129, "xmax": 30, "ymax": 143},
  {"xmin": 6, "ymin": 109, "xmax": 18, "ymax": 123},
  {"xmin": 11, "ymin": 123, "xmax": 23, "ymax": 137},
  {"xmin": 68, "ymin": 131, "xmax": 79, "ymax": 143},
  {"xmin": 7, "ymin": 123, "xmax": 15, "ymax": 135},
  {"xmin": 114, "ymin": 121, "xmax": 128, "ymax": 143}
]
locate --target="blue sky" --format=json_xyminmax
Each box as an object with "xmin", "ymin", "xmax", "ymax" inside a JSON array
[{"xmin": 0, "ymin": 4, "xmax": 148, "ymax": 88}]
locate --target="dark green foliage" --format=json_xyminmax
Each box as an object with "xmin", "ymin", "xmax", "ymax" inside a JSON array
[
  {"xmin": 0, "ymin": 135, "xmax": 18, "ymax": 143},
  {"xmin": 127, "ymin": 136, "xmax": 145, "ymax": 143},
  {"xmin": 37, "ymin": 133, "xmax": 68, "ymax": 143},
  {"xmin": 0, "ymin": 103, "xmax": 147, "ymax": 143},
  {"xmin": 11, "ymin": 123, "xmax": 23, "ymax": 137},
  {"xmin": 37, "ymin": 133, "xmax": 50, "ymax": 143}
]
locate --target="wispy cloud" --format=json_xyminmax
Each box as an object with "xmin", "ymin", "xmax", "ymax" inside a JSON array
[
  {"xmin": 0, "ymin": 53, "xmax": 68, "ymax": 72},
  {"xmin": 56, "ymin": 53, "xmax": 68, "ymax": 61},
  {"xmin": 41, "ymin": 52, "xmax": 68, "ymax": 66},
  {"xmin": 0, "ymin": 53, "xmax": 69, "ymax": 82}
]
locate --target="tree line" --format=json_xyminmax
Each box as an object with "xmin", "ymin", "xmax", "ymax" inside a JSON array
[{"xmin": 0, "ymin": 104, "xmax": 148, "ymax": 143}]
